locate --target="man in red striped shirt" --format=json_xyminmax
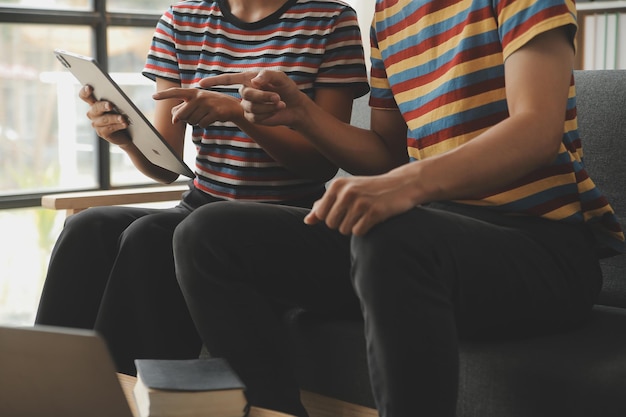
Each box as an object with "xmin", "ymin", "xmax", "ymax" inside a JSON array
[{"xmin": 173, "ymin": 0, "xmax": 624, "ymax": 416}]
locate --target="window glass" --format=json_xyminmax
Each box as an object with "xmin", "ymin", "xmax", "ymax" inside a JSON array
[
  {"xmin": 0, "ymin": 0, "xmax": 90, "ymax": 10},
  {"xmin": 0, "ymin": 2, "xmax": 186, "ymax": 329},
  {"xmin": 0, "ymin": 23, "xmax": 95, "ymax": 195},
  {"xmin": 106, "ymin": 0, "xmax": 172, "ymax": 14},
  {"xmin": 0, "ymin": 207, "xmax": 64, "ymax": 326},
  {"xmin": 107, "ymin": 27, "xmax": 195, "ymax": 186},
  {"xmin": 107, "ymin": 27, "xmax": 158, "ymax": 186}
]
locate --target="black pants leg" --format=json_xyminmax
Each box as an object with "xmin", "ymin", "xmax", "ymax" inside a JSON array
[
  {"xmin": 350, "ymin": 204, "xmax": 602, "ymax": 417},
  {"xmin": 174, "ymin": 201, "xmax": 359, "ymax": 417},
  {"xmin": 93, "ymin": 208, "xmax": 204, "ymax": 374},
  {"xmin": 36, "ymin": 205, "xmax": 167, "ymax": 329},
  {"xmin": 35, "ymin": 204, "xmax": 203, "ymax": 374},
  {"xmin": 174, "ymin": 201, "xmax": 601, "ymax": 417}
]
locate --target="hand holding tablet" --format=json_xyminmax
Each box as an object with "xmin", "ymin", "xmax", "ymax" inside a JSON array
[{"xmin": 54, "ymin": 49, "xmax": 194, "ymax": 178}]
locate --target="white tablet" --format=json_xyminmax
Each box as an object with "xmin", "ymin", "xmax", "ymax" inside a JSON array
[{"xmin": 54, "ymin": 49, "xmax": 195, "ymax": 179}]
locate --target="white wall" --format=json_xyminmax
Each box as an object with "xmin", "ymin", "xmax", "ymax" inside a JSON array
[{"xmin": 344, "ymin": 0, "xmax": 376, "ymax": 70}]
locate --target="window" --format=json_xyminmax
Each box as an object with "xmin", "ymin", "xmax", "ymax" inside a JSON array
[
  {"xmin": 0, "ymin": 1, "xmax": 183, "ymax": 200},
  {"xmin": 0, "ymin": 0, "xmax": 176, "ymax": 325},
  {"xmin": 0, "ymin": 0, "xmax": 376, "ymax": 327}
]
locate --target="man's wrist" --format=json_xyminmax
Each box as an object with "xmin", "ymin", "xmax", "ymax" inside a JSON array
[{"xmin": 290, "ymin": 91, "xmax": 317, "ymax": 131}]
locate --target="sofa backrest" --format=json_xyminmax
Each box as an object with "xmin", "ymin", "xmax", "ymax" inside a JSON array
[
  {"xmin": 331, "ymin": 93, "xmax": 371, "ymax": 179},
  {"xmin": 574, "ymin": 70, "xmax": 626, "ymax": 308},
  {"xmin": 350, "ymin": 93, "xmax": 371, "ymax": 130}
]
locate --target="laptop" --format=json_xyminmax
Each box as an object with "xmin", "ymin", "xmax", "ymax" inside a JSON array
[
  {"xmin": 0, "ymin": 325, "xmax": 135, "ymax": 417},
  {"xmin": 53, "ymin": 49, "xmax": 195, "ymax": 179}
]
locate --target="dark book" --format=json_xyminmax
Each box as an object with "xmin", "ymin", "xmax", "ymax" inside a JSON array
[{"xmin": 133, "ymin": 358, "xmax": 248, "ymax": 417}]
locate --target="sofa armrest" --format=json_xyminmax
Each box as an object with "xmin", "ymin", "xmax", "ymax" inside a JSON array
[{"xmin": 41, "ymin": 184, "xmax": 188, "ymax": 216}]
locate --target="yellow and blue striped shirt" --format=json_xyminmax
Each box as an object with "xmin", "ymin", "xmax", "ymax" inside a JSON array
[{"xmin": 370, "ymin": 0, "xmax": 624, "ymax": 255}]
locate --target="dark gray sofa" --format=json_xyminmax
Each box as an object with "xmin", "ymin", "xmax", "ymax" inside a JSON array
[{"xmin": 288, "ymin": 70, "xmax": 626, "ymax": 417}]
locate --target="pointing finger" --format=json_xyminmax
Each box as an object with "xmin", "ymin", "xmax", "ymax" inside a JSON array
[
  {"xmin": 198, "ymin": 72, "xmax": 257, "ymax": 89},
  {"xmin": 153, "ymin": 88, "xmax": 195, "ymax": 101}
]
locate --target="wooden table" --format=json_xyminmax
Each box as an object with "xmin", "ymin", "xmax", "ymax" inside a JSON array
[{"xmin": 117, "ymin": 373, "xmax": 293, "ymax": 417}]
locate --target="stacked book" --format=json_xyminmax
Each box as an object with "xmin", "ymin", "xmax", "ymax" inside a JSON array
[{"xmin": 133, "ymin": 358, "xmax": 248, "ymax": 417}]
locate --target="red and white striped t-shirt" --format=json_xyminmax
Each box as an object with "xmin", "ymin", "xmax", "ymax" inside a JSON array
[{"xmin": 144, "ymin": 0, "xmax": 369, "ymax": 202}]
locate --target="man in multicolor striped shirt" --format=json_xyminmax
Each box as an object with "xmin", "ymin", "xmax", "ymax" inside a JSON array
[
  {"xmin": 36, "ymin": 0, "xmax": 368, "ymax": 379},
  {"xmin": 173, "ymin": 0, "xmax": 625, "ymax": 416}
]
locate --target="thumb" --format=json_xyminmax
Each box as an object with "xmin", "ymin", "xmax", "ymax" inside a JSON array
[
  {"xmin": 303, "ymin": 199, "xmax": 324, "ymax": 226},
  {"xmin": 303, "ymin": 210, "xmax": 322, "ymax": 226},
  {"xmin": 250, "ymin": 70, "xmax": 294, "ymax": 94}
]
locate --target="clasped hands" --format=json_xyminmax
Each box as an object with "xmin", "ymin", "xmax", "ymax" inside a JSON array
[{"xmin": 179, "ymin": 69, "xmax": 415, "ymax": 237}]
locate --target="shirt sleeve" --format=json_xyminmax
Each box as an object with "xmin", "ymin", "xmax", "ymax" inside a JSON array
[
  {"xmin": 142, "ymin": 7, "xmax": 181, "ymax": 83},
  {"xmin": 496, "ymin": 0, "xmax": 577, "ymax": 61},
  {"xmin": 315, "ymin": 6, "xmax": 370, "ymax": 98},
  {"xmin": 368, "ymin": 23, "xmax": 398, "ymax": 110}
]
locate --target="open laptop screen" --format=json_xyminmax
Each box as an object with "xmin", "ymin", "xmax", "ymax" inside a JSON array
[{"xmin": 0, "ymin": 325, "xmax": 134, "ymax": 417}]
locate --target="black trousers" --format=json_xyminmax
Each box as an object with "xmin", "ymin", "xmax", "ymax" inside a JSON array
[
  {"xmin": 35, "ymin": 184, "xmax": 320, "ymax": 375},
  {"xmin": 173, "ymin": 201, "xmax": 602, "ymax": 417},
  {"xmin": 35, "ymin": 203, "xmax": 203, "ymax": 374}
]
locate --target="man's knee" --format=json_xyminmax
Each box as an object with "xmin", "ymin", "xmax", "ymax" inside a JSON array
[
  {"xmin": 120, "ymin": 210, "xmax": 183, "ymax": 246},
  {"xmin": 62, "ymin": 207, "xmax": 122, "ymax": 238},
  {"xmin": 174, "ymin": 201, "xmax": 243, "ymax": 249},
  {"xmin": 349, "ymin": 207, "xmax": 453, "ymax": 300},
  {"xmin": 351, "ymin": 207, "xmax": 433, "ymax": 260}
]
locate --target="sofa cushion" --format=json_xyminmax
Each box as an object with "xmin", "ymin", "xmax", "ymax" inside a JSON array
[
  {"xmin": 456, "ymin": 305, "xmax": 626, "ymax": 417},
  {"xmin": 289, "ymin": 305, "xmax": 626, "ymax": 417}
]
